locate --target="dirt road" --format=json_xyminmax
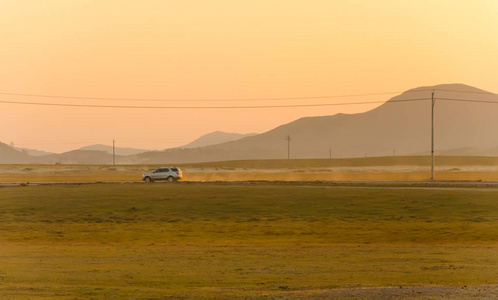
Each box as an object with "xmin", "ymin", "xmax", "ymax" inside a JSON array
[{"xmin": 3, "ymin": 180, "xmax": 498, "ymax": 189}]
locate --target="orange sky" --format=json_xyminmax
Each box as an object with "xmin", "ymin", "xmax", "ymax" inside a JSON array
[{"xmin": 1, "ymin": 0, "xmax": 498, "ymax": 153}]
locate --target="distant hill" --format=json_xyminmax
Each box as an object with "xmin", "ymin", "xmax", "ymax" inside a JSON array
[
  {"xmin": 37, "ymin": 150, "xmax": 119, "ymax": 165},
  {"xmin": 79, "ymin": 144, "xmax": 151, "ymax": 156},
  {"xmin": 179, "ymin": 131, "xmax": 258, "ymax": 149},
  {"xmin": 0, "ymin": 142, "xmax": 122, "ymax": 164},
  {"xmin": 3, "ymin": 83, "xmax": 498, "ymax": 164},
  {"xmin": 0, "ymin": 142, "xmax": 36, "ymax": 164},
  {"xmin": 416, "ymin": 146, "xmax": 498, "ymax": 157},
  {"xmin": 14, "ymin": 147, "xmax": 54, "ymax": 156},
  {"xmin": 123, "ymin": 84, "xmax": 498, "ymax": 164}
]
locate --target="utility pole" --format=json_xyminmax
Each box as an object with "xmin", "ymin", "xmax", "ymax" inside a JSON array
[
  {"xmin": 393, "ymin": 149, "xmax": 396, "ymax": 157},
  {"xmin": 286, "ymin": 135, "xmax": 291, "ymax": 159},
  {"xmin": 113, "ymin": 139, "xmax": 115, "ymax": 166},
  {"xmin": 430, "ymin": 90, "xmax": 435, "ymax": 180},
  {"xmin": 329, "ymin": 148, "xmax": 332, "ymax": 159}
]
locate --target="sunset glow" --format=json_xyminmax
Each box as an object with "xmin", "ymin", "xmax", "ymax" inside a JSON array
[{"xmin": 1, "ymin": 0, "xmax": 498, "ymax": 152}]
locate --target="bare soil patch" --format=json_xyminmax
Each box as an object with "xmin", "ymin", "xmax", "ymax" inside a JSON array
[{"xmin": 279, "ymin": 284, "xmax": 498, "ymax": 299}]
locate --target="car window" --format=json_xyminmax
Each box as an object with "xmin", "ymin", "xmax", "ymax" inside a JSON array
[
  {"xmin": 171, "ymin": 168, "xmax": 178, "ymax": 172},
  {"xmin": 162, "ymin": 168, "xmax": 169, "ymax": 172}
]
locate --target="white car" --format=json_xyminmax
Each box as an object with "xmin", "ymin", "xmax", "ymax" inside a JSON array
[{"xmin": 142, "ymin": 167, "xmax": 183, "ymax": 183}]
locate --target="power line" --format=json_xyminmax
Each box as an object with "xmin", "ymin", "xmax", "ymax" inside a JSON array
[
  {"xmin": 438, "ymin": 98, "xmax": 498, "ymax": 104},
  {"xmin": 0, "ymin": 87, "xmax": 494, "ymax": 107},
  {"xmin": 0, "ymin": 98, "xmax": 431, "ymax": 109},
  {"xmin": 434, "ymin": 89, "xmax": 496, "ymax": 95},
  {"xmin": 1, "ymin": 87, "xmax": 495, "ymax": 109},
  {"xmin": 0, "ymin": 90, "xmax": 429, "ymax": 102},
  {"xmin": 0, "ymin": 88, "xmax": 492, "ymax": 103}
]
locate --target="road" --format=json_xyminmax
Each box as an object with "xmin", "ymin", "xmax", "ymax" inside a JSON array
[{"xmin": 2, "ymin": 180, "xmax": 498, "ymax": 189}]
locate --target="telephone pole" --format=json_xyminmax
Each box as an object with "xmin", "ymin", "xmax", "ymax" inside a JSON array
[
  {"xmin": 430, "ymin": 90, "xmax": 435, "ymax": 180},
  {"xmin": 113, "ymin": 139, "xmax": 115, "ymax": 166},
  {"xmin": 286, "ymin": 135, "xmax": 291, "ymax": 159}
]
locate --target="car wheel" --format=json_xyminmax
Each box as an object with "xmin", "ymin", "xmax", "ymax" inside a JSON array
[
  {"xmin": 167, "ymin": 176, "xmax": 174, "ymax": 183},
  {"xmin": 144, "ymin": 177, "xmax": 153, "ymax": 183}
]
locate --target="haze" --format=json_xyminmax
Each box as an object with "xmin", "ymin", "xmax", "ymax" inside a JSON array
[{"xmin": 1, "ymin": 0, "xmax": 498, "ymax": 153}]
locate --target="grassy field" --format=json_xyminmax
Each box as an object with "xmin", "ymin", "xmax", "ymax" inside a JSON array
[
  {"xmin": 1, "ymin": 183, "xmax": 498, "ymax": 299},
  {"xmin": 2, "ymin": 156, "xmax": 498, "ymax": 183}
]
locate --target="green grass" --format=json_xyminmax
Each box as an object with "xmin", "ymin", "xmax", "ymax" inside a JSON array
[{"xmin": 1, "ymin": 183, "xmax": 498, "ymax": 298}]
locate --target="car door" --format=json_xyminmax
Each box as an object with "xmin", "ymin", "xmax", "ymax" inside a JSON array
[
  {"xmin": 151, "ymin": 168, "xmax": 164, "ymax": 180},
  {"xmin": 158, "ymin": 168, "xmax": 170, "ymax": 180}
]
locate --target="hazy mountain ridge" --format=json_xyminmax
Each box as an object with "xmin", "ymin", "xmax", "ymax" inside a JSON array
[
  {"xmin": 0, "ymin": 131, "xmax": 258, "ymax": 164},
  {"xmin": 37, "ymin": 150, "xmax": 119, "ymax": 165},
  {"xmin": 125, "ymin": 83, "xmax": 498, "ymax": 163},
  {"xmin": 0, "ymin": 142, "xmax": 37, "ymax": 164},
  {"xmin": 178, "ymin": 131, "xmax": 258, "ymax": 149},
  {"xmin": 14, "ymin": 147, "xmax": 54, "ymax": 157},
  {"xmin": 79, "ymin": 144, "xmax": 151, "ymax": 156},
  {"xmin": 2, "ymin": 84, "xmax": 498, "ymax": 164}
]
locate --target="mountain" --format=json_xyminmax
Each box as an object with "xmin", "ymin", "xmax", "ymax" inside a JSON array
[
  {"xmin": 14, "ymin": 147, "xmax": 54, "ymax": 156},
  {"xmin": 179, "ymin": 131, "xmax": 258, "ymax": 149},
  {"xmin": 79, "ymin": 144, "xmax": 151, "ymax": 156},
  {"xmin": 0, "ymin": 142, "xmax": 37, "ymax": 164},
  {"xmin": 0, "ymin": 142, "xmax": 120, "ymax": 164},
  {"xmin": 124, "ymin": 84, "xmax": 498, "ymax": 163},
  {"xmin": 36, "ymin": 150, "xmax": 118, "ymax": 165},
  {"xmin": 3, "ymin": 83, "xmax": 498, "ymax": 164}
]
